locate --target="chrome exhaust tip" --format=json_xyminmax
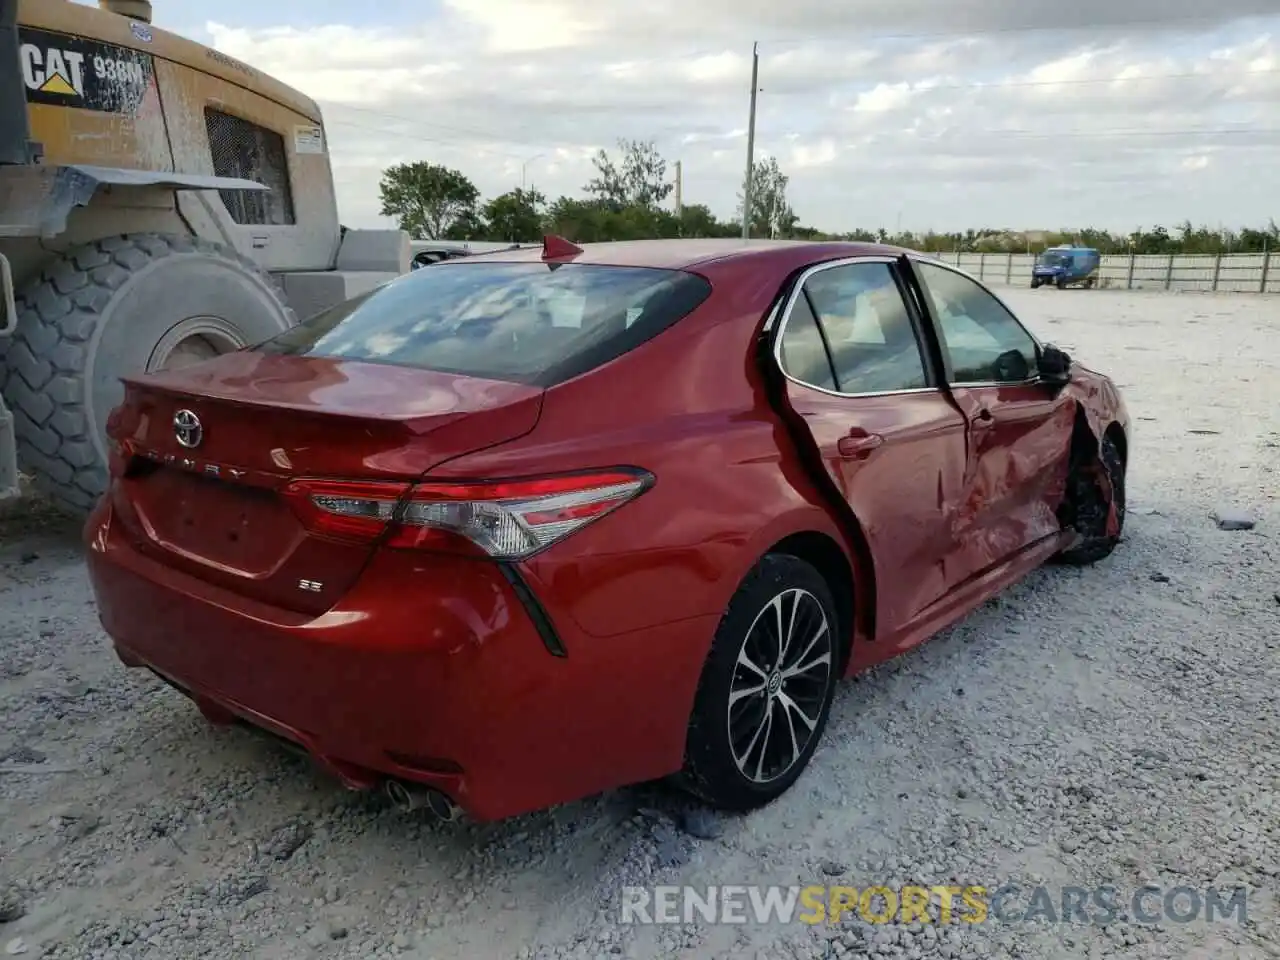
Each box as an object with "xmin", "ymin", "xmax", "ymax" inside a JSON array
[
  {"xmin": 382, "ymin": 779, "xmax": 462, "ymax": 821},
  {"xmin": 424, "ymin": 788, "xmax": 463, "ymax": 822},
  {"xmin": 383, "ymin": 778, "xmax": 420, "ymax": 812}
]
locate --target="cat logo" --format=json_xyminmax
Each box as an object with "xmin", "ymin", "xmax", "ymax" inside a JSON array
[
  {"xmin": 19, "ymin": 43, "xmax": 86, "ymax": 99},
  {"xmin": 17, "ymin": 27, "xmax": 155, "ymax": 115}
]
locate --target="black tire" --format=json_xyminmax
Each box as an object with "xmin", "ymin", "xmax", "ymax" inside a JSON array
[
  {"xmin": 678, "ymin": 554, "xmax": 841, "ymax": 811},
  {"xmin": 0, "ymin": 234, "xmax": 296, "ymax": 514},
  {"xmin": 1056, "ymin": 434, "xmax": 1126, "ymax": 565},
  {"xmin": 1030, "ymin": 279, "xmax": 1041, "ymax": 289},
  {"xmin": 1056, "ymin": 275, "xmax": 1068, "ymax": 290}
]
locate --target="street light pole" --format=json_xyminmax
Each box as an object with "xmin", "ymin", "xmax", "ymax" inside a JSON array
[
  {"xmin": 522, "ymin": 153, "xmax": 545, "ymax": 190},
  {"xmin": 741, "ymin": 42, "xmax": 759, "ymax": 241}
]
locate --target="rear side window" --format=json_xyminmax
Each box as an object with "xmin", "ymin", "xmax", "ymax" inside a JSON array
[
  {"xmin": 258, "ymin": 262, "xmax": 712, "ymax": 386},
  {"xmin": 776, "ymin": 261, "xmax": 930, "ymax": 395},
  {"xmin": 777, "ymin": 294, "xmax": 837, "ymax": 391},
  {"xmin": 804, "ymin": 263, "xmax": 929, "ymax": 393}
]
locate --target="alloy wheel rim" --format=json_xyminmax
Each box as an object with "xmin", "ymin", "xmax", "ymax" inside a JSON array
[{"xmin": 727, "ymin": 588, "xmax": 833, "ymax": 784}]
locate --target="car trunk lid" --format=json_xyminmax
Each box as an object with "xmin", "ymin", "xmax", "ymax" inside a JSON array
[{"xmin": 108, "ymin": 351, "xmax": 543, "ymax": 614}]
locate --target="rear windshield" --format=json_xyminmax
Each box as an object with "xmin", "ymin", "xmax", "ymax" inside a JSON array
[{"xmin": 256, "ymin": 261, "xmax": 712, "ymax": 387}]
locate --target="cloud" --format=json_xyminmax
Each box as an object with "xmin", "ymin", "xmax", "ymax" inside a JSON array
[{"xmin": 193, "ymin": 0, "xmax": 1280, "ymax": 233}]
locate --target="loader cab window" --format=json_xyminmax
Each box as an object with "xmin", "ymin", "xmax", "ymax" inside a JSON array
[{"xmin": 205, "ymin": 109, "xmax": 296, "ymax": 226}]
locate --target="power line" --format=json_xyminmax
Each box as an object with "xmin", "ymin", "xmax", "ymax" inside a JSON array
[
  {"xmin": 329, "ymin": 113, "xmax": 1280, "ymax": 162},
  {"xmin": 755, "ymin": 11, "xmax": 1280, "ymax": 49},
  {"xmin": 319, "ymin": 66, "xmax": 1280, "ymax": 156},
  {"xmin": 962, "ymin": 126, "xmax": 1280, "ymax": 140},
  {"xmin": 582, "ymin": 12, "xmax": 1280, "ymax": 72},
  {"xmin": 324, "ymin": 119, "xmax": 535, "ymax": 160},
  {"xmin": 862, "ymin": 67, "xmax": 1280, "ymax": 95},
  {"xmin": 323, "ymin": 102, "xmax": 552, "ymax": 149}
]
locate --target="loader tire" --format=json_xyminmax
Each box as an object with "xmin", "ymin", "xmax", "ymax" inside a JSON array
[{"xmin": 0, "ymin": 234, "xmax": 296, "ymax": 514}]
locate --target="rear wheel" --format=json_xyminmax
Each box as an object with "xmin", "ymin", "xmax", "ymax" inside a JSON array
[
  {"xmin": 0, "ymin": 234, "xmax": 296, "ymax": 513},
  {"xmin": 679, "ymin": 554, "xmax": 840, "ymax": 811},
  {"xmin": 1056, "ymin": 434, "xmax": 1125, "ymax": 565}
]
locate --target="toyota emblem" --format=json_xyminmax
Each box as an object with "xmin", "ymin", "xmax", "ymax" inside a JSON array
[{"xmin": 173, "ymin": 409, "xmax": 203, "ymax": 448}]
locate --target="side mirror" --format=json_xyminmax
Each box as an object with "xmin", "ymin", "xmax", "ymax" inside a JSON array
[{"xmin": 1037, "ymin": 343, "xmax": 1073, "ymax": 386}]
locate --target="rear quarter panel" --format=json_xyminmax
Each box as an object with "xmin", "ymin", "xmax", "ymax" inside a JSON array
[{"xmin": 425, "ymin": 270, "xmax": 858, "ymax": 641}]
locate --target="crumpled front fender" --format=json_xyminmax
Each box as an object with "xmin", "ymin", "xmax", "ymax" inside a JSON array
[{"xmin": 1058, "ymin": 365, "xmax": 1129, "ymax": 538}]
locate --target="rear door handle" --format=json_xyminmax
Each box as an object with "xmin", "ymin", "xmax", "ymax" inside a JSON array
[{"xmin": 837, "ymin": 430, "xmax": 884, "ymax": 459}]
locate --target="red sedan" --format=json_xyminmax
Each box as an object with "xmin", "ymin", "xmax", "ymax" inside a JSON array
[{"xmin": 85, "ymin": 238, "xmax": 1128, "ymax": 822}]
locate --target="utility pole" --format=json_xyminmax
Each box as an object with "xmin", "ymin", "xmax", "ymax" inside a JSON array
[
  {"xmin": 741, "ymin": 42, "xmax": 759, "ymax": 241},
  {"xmin": 674, "ymin": 160, "xmax": 683, "ymax": 218}
]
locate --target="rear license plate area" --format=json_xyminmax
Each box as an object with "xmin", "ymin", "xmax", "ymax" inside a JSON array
[{"xmin": 131, "ymin": 468, "xmax": 300, "ymax": 574}]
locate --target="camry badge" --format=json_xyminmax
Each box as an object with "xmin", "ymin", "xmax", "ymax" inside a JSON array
[{"xmin": 173, "ymin": 409, "xmax": 203, "ymax": 449}]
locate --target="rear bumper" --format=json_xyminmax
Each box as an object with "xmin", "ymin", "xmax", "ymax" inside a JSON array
[{"xmin": 85, "ymin": 499, "xmax": 716, "ymax": 821}]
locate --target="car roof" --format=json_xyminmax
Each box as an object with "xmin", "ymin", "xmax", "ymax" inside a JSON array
[{"xmin": 463, "ymin": 238, "xmax": 915, "ymax": 271}]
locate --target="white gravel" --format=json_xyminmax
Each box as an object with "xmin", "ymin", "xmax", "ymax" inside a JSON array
[{"xmin": 2, "ymin": 289, "xmax": 1278, "ymax": 960}]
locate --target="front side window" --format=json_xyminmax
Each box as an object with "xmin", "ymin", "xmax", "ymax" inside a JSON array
[
  {"xmin": 801, "ymin": 262, "xmax": 929, "ymax": 393},
  {"xmin": 914, "ymin": 261, "xmax": 1039, "ymax": 385},
  {"xmin": 256, "ymin": 261, "xmax": 711, "ymax": 387}
]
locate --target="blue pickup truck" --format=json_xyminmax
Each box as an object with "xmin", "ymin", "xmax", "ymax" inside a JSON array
[{"xmin": 1031, "ymin": 246, "xmax": 1101, "ymax": 289}]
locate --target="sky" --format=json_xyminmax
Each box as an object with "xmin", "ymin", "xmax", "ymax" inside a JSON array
[{"xmin": 98, "ymin": 0, "xmax": 1280, "ymax": 234}]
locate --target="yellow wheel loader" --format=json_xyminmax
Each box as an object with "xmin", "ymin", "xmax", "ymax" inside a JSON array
[{"xmin": 0, "ymin": 0, "xmax": 410, "ymax": 512}]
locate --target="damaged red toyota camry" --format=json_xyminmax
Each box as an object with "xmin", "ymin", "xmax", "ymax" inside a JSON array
[{"xmin": 85, "ymin": 238, "xmax": 1128, "ymax": 822}]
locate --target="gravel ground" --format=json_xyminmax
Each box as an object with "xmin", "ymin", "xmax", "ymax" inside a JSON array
[{"xmin": 1, "ymin": 289, "xmax": 1277, "ymax": 960}]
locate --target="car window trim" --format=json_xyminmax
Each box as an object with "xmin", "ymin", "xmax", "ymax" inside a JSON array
[
  {"xmin": 903, "ymin": 254, "xmax": 1047, "ymax": 388},
  {"xmin": 770, "ymin": 255, "xmax": 941, "ymax": 399}
]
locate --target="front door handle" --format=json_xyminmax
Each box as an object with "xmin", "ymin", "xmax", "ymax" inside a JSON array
[{"xmin": 837, "ymin": 429, "xmax": 884, "ymax": 459}]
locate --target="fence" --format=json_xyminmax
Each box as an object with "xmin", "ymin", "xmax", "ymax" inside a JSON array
[{"xmin": 935, "ymin": 251, "xmax": 1277, "ymax": 294}]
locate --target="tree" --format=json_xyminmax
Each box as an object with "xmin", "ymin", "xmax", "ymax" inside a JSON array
[
  {"xmin": 544, "ymin": 197, "xmax": 613, "ymax": 242},
  {"xmin": 482, "ymin": 188, "xmax": 547, "ymax": 242},
  {"xmin": 738, "ymin": 157, "xmax": 798, "ymax": 239},
  {"xmin": 443, "ymin": 210, "xmax": 486, "ymax": 241},
  {"xmin": 585, "ymin": 139, "xmax": 673, "ymax": 210},
  {"xmin": 677, "ymin": 203, "xmax": 738, "ymax": 239},
  {"xmin": 543, "ymin": 196, "xmax": 682, "ymax": 242},
  {"xmin": 378, "ymin": 162, "xmax": 480, "ymax": 239}
]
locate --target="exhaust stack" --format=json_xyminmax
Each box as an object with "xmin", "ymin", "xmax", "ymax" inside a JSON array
[{"xmin": 99, "ymin": 0, "xmax": 152, "ymax": 23}]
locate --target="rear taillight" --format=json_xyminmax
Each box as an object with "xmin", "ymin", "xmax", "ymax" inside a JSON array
[
  {"xmin": 286, "ymin": 479, "xmax": 408, "ymax": 541},
  {"xmin": 284, "ymin": 469, "xmax": 653, "ymax": 559}
]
